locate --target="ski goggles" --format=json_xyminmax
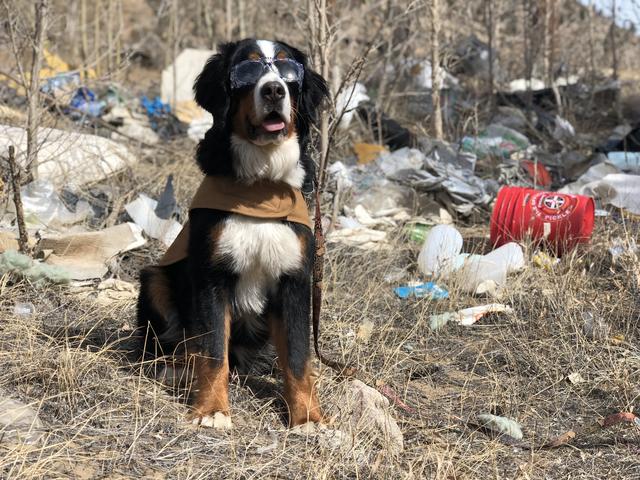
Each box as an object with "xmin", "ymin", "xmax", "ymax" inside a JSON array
[{"xmin": 230, "ymin": 58, "xmax": 304, "ymax": 90}]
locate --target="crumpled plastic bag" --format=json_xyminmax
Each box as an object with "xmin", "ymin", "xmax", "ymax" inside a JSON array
[
  {"xmin": 349, "ymin": 380, "xmax": 404, "ymax": 455},
  {"xmin": 477, "ymin": 413, "xmax": 523, "ymax": 440}
]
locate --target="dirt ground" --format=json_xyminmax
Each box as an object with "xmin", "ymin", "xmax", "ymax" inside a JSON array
[{"xmin": 0, "ymin": 144, "xmax": 638, "ymax": 480}]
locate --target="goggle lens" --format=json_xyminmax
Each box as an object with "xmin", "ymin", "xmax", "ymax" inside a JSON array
[{"xmin": 230, "ymin": 58, "xmax": 304, "ymax": 90}]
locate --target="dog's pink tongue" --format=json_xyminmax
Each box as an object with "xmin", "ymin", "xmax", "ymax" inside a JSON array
[{"xmin": 262, "ymin": 118, "xmax": 285, "ymax": 132}]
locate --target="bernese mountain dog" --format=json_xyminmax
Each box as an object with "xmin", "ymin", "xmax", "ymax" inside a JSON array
[{"xmin": 136, "ymin": 39, "xmax": 329, "ymax": 430}]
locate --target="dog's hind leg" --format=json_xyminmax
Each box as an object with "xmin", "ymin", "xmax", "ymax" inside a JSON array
[{"xmin": 268, "ymin": 274, "xmax": 323, "ymax": 427}]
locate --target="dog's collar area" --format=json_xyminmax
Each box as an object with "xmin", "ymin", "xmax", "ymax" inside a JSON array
[
  {"xmin": 230, "ymin": 58, "xmax": 304, "ymax": 90},
  {"xmin": 157, "ymin": 176, "xmax": 311, "ymax": 267}
]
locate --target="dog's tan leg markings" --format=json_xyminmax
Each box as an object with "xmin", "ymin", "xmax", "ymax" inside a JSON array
[
  {"xmin": 269, "ymin": 315, "xmax": 323, "ymax": 427},
  {"xmin": 188, "ymin": 304, "xmax": 232, "ymax": 430}
]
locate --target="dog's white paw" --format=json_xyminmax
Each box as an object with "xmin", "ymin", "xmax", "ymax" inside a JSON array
[{"xmin": 191, "ymin": 412, "xmax": 233, "ymax": 430}]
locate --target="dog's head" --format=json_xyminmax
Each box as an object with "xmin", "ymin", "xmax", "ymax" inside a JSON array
[{"xmin": 194, "ymin": 39, "xmax": 328, "ymax": 147}]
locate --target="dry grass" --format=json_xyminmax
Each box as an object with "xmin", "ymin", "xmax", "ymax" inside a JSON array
[{"xmin": 1, "ymin": 149, "xmax": 639, "ymax": 479}]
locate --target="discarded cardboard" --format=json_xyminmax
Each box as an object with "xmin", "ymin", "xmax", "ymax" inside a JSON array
[{"xmin": 39, "ymin": 223, "xmax": 146, "ymax": 280}]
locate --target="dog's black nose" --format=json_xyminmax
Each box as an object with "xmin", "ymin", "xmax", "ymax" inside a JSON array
[{"xmin": 260, "ymin": 82, "xmax": 285, "ymax": 103}]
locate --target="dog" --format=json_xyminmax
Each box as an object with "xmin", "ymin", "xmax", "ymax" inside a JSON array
[{"xmin": 136, "ymin": 39, "xmax": 329, "ymax": 430}]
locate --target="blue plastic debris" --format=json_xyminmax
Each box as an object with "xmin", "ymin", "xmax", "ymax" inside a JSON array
[
  {"xmin": 394, "ymin": 282, "xmax": 449, "ymax": 300},
  {"xmin": 68, "ymin": 87, "xmax": 106, "ymax": 118},
  {"xmin": 140, "ymin": 96, "xmax": 171, "ymax": 117},
  {"xmin": 41, "ymin": 72, "xmax": 80, "ymax": 96}
]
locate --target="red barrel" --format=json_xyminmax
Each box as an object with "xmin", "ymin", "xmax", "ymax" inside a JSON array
[{"xmin": 490, "ymin": 186, "xmax": 595, "ymax": 255}]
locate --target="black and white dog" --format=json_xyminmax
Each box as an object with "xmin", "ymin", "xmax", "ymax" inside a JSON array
[{"xmin": 137, "ymin": 39, "xmax": 328, "ymax": 429}]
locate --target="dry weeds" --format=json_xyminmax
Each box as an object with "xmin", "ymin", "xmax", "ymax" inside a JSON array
[{"xmin": 0, "ymin": 148, "xmax": 639, "ymax": 480}]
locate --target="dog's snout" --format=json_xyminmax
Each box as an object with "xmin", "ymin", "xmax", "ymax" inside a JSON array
[{"xmin": 260, "ymin": 81, "xmax": 285, "ymax": 103}]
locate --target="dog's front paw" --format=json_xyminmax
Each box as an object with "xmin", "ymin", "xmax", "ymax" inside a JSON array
[{"xmin": 189, "ymin": 411, "xmax": 233, "ymax": 430}]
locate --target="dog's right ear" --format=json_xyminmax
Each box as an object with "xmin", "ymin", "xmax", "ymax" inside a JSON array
[{"xmin": 193, "ymin": 42, "xmax": 236, "ymax": 121}]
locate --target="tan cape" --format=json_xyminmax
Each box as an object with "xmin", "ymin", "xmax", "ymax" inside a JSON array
[{"xmin": 158, "ymin": 176, "xmax": 312, "ymax": 266}]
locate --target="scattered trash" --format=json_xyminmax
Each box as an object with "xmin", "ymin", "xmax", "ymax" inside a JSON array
[
  {"xmin": 349, "ymin": 379, "xmax": 404, "ymax": 455},
  {"xmin": 161, "ymin": 48, "xmax": 215, "ymax": 106},
  {"xmin": 476, "ymin": 413, "xmax": 523, "ymax": 440},
  {"xmin": 554, "ymin": 115, "xmax": 575, "ymax": 140},
  {"xmin": 357, "ymin": 103, "xmax": 415, "ymax": 150},
  {"xmin": 0, "ymin": 124, "xmax": 138, "ymax": 187},
  {"xmin": 140, "ymin": 96, "xmax": 186, "ymax": 140},
  {"xmin": 417, "ymin": 224, "xmax": 463, "ymax": 278},
  {"xmin": 41, "ymin": 71, "xmax": 80, "ymax": 98},
  {"xmin": 13, "ymin": 302, "xmax": 35, "ymax": 316},
  {"xmin": 38, "ymin": 223, "xmax": 146, "ymax": 280},
  {"xmin": 429, "ymin": 303, "xmax": 513, "ymax": 331},
  {"xmin": 491, "ymin": 106, "xmax": 529, "ymax": 132},
  {"xmin": 406, "ymin": 222, "xmax": 430, "ymax": 243},
  {"xmin": 572, "ymin": 174, "xmax": 640, "ymax": 215},
  {"xmin": 0, "ymin": 250, "xmax": 70, "ymax": 284},
  {"xmin": 597, "ymin": 124, "xmax": 640, "ymax": 153},
  {"xmin": 125, "ymin": 194, "xmax": 183, "ymax": 247},
  {"xmin": 3, "ymin": 180, "xmax": 92, "ymax": 229},
  {"xmin": 394, "ymin": 281, "xmax": 449, "ymax": 300},
  {"xmin": 155, "ymin": 175, "xmax": 178, "ymax": 220},
  {"xmin": 567, "ymin": 372, "xmax": 586, "ymax": 385},
  {"xmin": 187, "ymin": 110, "xmax": 213, "ymax": 142},
  {"xmin": 532, "ymin": 251, "xmax": 560, "ymax": 270},
  {"xmin": 608, "ymin": 237, "xmax": 638, "ymax": 261},
  {"xmin": 356, "ymin": 319, "xmax": 374, "ymax": 343},
  {"xmin": 461, "ymin": 124, "xmax": 530, "ymax": 160},
  {"xmin": 353, "ymin": 143, "xmax": 386, "ymax": 165},
  {"xmin": 67, "ymin": 87, "xmax": 106, "ymax": 119},
  {"xmin": 336, "ymin": 83, "xmax": 370, "ymax": 130},
  {"xmin": 490, "ymin": 186, "xmax": 594, "ymax": 255},
  {"xmin": 521, "ymin": 160, "xmax": 552, "ymax": 188},
  {"xmin": 560, "ymin": 162, "xmax": 620, "ymax": 194},
  {"xmin": 459, "ymin": 243, "xmax": 525, "ymax": 294},
  {"xmin": 103, "ymin": 105, "xmax": 160, "ymax": 145},
  {"xmin": 326, "ymin": 227, "xmax": 388, "ymax": 250},
  {"xmin": 0, "ymin": 397, "xmax": 46, "ymax": 445},
  {"xmin": 606, "ymin": 151, "xmax": 640, "ymax": 173},
  {"xmin": 96, "ymin": 279, "xmax": 138, "ymax": 304}
]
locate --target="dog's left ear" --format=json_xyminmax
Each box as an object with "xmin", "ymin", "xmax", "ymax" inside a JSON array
[{"xmin": 193, "ymin": 42, "xmax": 237, "ymax": 122}]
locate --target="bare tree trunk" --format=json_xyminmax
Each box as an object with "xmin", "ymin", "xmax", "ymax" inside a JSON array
[
  {"xmin": 308, "ymin": 0, "xmax": 318, "ymax": 66},
  {"xmin": 225, "ymin": 0, "xmax": 233, "ymax": 40},
  {"xmin": 317, "ymin": 0, "xmax": 330, "ymax": 188},
  {"xmin": 7, "ymin": 146, "xmax": 30, "ymax": 254},
  {"xmin": 171, "ymin": 0, "xmax": 179, "ymax": 111},
  {"xmin": 543, "ymin": 0, "xmax": 562, "ymax": 114},
  {"xmin": 610, "ymin": 0, "xmax": 619, "ymax": 83},
  {"xmin": 107, "ymin": 0, "xmax": 114, "ymax": 75},
  {"xmin": 609, "ymin": 0, "xmax": 622, "ymax": 120},
  {"xmin": 429, "ymin": 0, "xmax": 443, "ymax": 140},
  {"xmin": 587, "ymin": 0, "xmax": 597, "ymax": 88},
  {"xmin": 80, "ymin": 0, "xmax": 89, "ymax": 78},
  {"xmin": 115, "ymin": 0, "xmax": 123, "ymax": 81},
  {"xmin": 26, "ymin": 0, "xmax": 48, "ymax": 178},
  {"xmin": 484, "ymin": 0, "xmax": 495, "ymax": 110},
  {"xmin": 543, "ymin": 0, "xmax": 551, "ymax": 86},
  {"xmin": 239, "ymin": 0, "xmax": 246, "ymax": 38},
  {"xmin": 95, "ymin": 0, "xmax": 102, "ymax": 77},
  {"xmin": 203, "ymin": 0, "xmax": 215, "ymax": 48},
  {"xmin": 523, "ymin": 0, "xmax": 534, "ymax": 121}
]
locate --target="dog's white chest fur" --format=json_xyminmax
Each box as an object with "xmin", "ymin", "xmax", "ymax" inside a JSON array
[{"xmin": 218, "ymin": 215, "xmax": 303, "ymax": 315}]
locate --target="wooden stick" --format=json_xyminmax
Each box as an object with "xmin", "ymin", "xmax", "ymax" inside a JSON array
[{"xmin": 6, "ymin": 146, "xmax": 30, "ymax": 255}]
